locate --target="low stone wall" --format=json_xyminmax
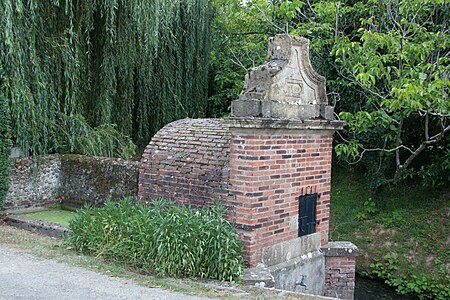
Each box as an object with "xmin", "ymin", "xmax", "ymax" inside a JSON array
[
  {"xmin": 5, "ymin": 155, "xmax": 61, "ymax": 210},
  {"xmin": 5, "ymin": 155, "xmax": 139, "ymax": 210},
  {"xmin": 5, "ymin": 214, "xmax": 69, "ymax": 238},
  {"xmin": 60, "ymin": 155, "xmax": 140, "ymax": 207}
]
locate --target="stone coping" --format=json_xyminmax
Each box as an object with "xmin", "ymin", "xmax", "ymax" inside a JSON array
[
  {"xmin": 228, "ymin": 117, "xmax": 344, "ymax": 131},
  {"xmin": 5, "ymin": 214, "xmax": 69, "ymax": 238},
  {"xmin": 262, "ymin": 233, "xmax": 321, "ymax": 267},
  {"xmin": 321, "ymin": 241, "xmax": 359, "ymax": 257}
]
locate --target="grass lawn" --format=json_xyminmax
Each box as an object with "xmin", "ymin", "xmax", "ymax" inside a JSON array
[
  {"xmin": 330, "ymin": 163, "xmax": 449, "ymax": 297},
  {"xmin": 23, "ymin": 208, "xmax": 76, "ymax": 227}
]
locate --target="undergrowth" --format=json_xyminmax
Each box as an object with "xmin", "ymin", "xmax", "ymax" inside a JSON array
[
  {"xmin": 330, "ymin": 163, "xmax": 450, "ymax": 299},
  {"xmin": 368, "ymin": 252, "xmax": 449, "ymax": 299},
  {"xmin": 68, "ymin": 198, "xmax": 244, "ymax": 282}
]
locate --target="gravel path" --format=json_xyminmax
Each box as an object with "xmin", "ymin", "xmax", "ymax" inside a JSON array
[{"xmin": 0, "ymin": 245, "xmax": 210, "ymax": 300}]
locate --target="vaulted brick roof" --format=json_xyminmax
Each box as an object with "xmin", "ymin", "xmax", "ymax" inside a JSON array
[{"xmin": 139, "ymin": 118, "xmax": 232, "ymax": 206}]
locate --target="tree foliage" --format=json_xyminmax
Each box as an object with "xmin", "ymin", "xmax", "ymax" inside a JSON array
[
  {"xmin": 330, "ymin": 0, "xmax": 449, "ymax": 185},
  {"xmin": 0, "ymin": 63, "xmax": 12, "ymax": 209},
  {"xmin": 208, "ymin": 0, "xmax": 281, "ymax": 117},
  {"xmin": 208, "ymin": 0, "xmax": 449, "ymax": 186},
  {"xmin": 1, "ymin": 0, "xmax": 212, "ymax": 156}
]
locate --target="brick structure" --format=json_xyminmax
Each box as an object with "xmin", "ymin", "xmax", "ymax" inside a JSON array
[
  {"xmin": 228, "ymin": 119, "xmax": 338, "ymax": 266},
  {"xmin": 139, "ymin": 35, "xmax": 358, "ymax": 298},
  {"xmin": 139, "ymin": 118, "xmax": 339, "ymax": 266},
  {"xmin": 139, "ymin": 118, "xmax": 232, "ymax": 207},
  {"xmin": 322, "ymin": 242, "xmax": 359, "ymax": 300}
]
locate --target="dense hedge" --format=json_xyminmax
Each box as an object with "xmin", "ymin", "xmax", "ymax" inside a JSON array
[
  {"xmin": 0, "ymin": 86, "xmax": 12, "ymax": 210},
  {"xmin": 68, "ymin": 198, "xmax": 244, "ymax": 282}
]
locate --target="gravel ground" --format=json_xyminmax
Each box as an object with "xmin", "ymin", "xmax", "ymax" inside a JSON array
[{"xmin": 0, "ymin": 245, "xmax": 210, "ymax": 300}]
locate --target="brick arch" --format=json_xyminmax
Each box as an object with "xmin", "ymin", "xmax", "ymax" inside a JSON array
[{"xmin": 138, "ymin": 118, "xmax": 233, "ymax": 207}]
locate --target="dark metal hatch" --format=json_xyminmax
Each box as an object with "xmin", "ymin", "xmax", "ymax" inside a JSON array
[{"xmin": 298, "ymin": 193, "xmax": 318, "ymax": 237}]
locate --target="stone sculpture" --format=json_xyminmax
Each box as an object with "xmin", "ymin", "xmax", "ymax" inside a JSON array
[{"xmin": 232, "ymin": 35, "xmax": 334, "ymax": 120}]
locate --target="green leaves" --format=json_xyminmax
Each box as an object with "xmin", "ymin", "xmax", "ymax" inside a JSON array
[
  {"xmin": 335, "ymin": 139, "xmax": 363, "ymax": 160},
  {"xmin": 276, "ymin": 0, "xmax": 305, "ymax": 20},
  {"xmin": 369, "ymin": 252, "xmax": 450, "ymax": 299},
  {"xmin": 1, "ymin": 0, "xmax": 213, "ymax": 154},
  {"xmin": 0, "ymin": 64, "xmax": 12, "ymax": 209},
  {"xmin": 325, "ymin": 0, "xmax": 450, "ymax": 184},
  {"xmin": 68, "ymin": 198, "xmax": 244, "ymax": 282}
]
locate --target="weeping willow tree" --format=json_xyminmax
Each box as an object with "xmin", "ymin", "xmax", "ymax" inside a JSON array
[
  {"xmin": 0, "ymin": 0, "xmax": 212, "ymax": 157},
  {"xmin": 0, "ymin": 62, "xmax": 12, "ymax": 209}
]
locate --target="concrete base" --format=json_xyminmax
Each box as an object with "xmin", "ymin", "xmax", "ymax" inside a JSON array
[
  {"xmin": 5, "ymin": 214, "xmax": 69, "ymax": 238},
  {"xmin": 262, "ymin": 233, "xmax": 321, "ymax": 266},
  {"xmin": 243, "ymin": 251, "xmax": 325, "ymax": 296},
  {"xmin": 243, "ymin": 263, "xmax": 275, "ymax": 288},
  {"xmin": 269, "ymin": 249, "xmax": 325, "ymax": 295},
  {"xmin": 244, "ymin": 234, "xmax": 325, "ymax": 296}
]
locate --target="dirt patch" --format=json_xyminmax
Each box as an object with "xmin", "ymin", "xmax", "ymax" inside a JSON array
[{"xmin": 369, "ymin": 225, "xmax": 398, "ymax": 237}]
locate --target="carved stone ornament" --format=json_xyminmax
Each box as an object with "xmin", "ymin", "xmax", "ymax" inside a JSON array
[{"xmin": 232, "ymin": 35, "xmax": 334, "ymax": 120}]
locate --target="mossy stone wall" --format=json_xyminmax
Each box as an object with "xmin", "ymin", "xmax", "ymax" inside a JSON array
[
  {"xmin": 60, "ymin": 155, "xmax": 139, "ymax": 207},
  {"xmin": 5, "ymin": 155, "xmax": 139, "ymax": 210}
]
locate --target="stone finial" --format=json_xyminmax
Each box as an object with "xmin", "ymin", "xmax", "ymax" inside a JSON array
[{"xmin": 232, "ymin": 35, "xmax": 334, "ymax": 120}]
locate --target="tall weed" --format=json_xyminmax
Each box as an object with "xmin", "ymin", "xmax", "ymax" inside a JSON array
[{"xmin": 68, "ymin": 198, "xmax": 244, "ymax": 282}]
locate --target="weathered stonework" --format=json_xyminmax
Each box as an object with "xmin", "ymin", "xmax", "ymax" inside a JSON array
[
  {"xmin": 5, "ymin": 155, "xmax": 139, "ymax": 210},
  {"xmin": 232, "ymin": 35, "xmax": 334, "ymax": 120},
  {"xmin": 60, "ymin": 155, "xmax": 139, "ymax": 207},
  {"xmin": 5, "ymin": 214, "xmax": 69, "ymax": 238},
  {"xmin": 5, "ymin": 155, "xmax": 61, "ymax": 210}
]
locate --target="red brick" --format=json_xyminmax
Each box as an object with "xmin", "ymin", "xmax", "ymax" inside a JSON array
[{"xmin": 139, "ymin": 118, "xmax": 337, "ymax": 268}]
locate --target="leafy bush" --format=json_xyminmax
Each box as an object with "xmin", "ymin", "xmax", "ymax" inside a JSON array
[
  {"xmin": 354, "ymin": 198, "xmax": 378, "ymax": 221},
  {"xmin": 0, "ymin": 82, "xmax": 12, "ymax": 210},
  {"xmin": 68, "ymin": 198, "xmax": 244, "ymax": 282},
  {"xmin": 369, "ymin": 253, "xmax": 450, "ymax": 300}
]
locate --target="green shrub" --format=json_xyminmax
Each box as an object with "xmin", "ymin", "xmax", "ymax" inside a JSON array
[
  {"xmin": 68, "ymin": 198, "xmax": 244, "ymax": 282},
  {"xmin": 0, "ymin": 88, "xmax": 12, "ymax": 210},
  {"xmin": 369, "ymin": 253, "xmax": 450, "ymax": 300}
]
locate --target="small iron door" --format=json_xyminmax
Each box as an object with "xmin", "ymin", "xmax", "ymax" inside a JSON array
[{"xmin": 298, "ymin": 193, "xmax": 318, "ymax": 237}]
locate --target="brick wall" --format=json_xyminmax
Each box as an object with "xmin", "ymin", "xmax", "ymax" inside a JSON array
[
  {"xmin": 139, "ymin": 119, "xmax": 232, "ymax": 207},
  {"xmin": 322, "ymin": 242, "xmax": 359, "ymax": 300},
  {"xmin": 229, "ymin": 126, "xmax": 333, "ymax": 266},
  {"xmin": 139, "ymin": 118, "xmax": 341, "ymax": 268}
]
